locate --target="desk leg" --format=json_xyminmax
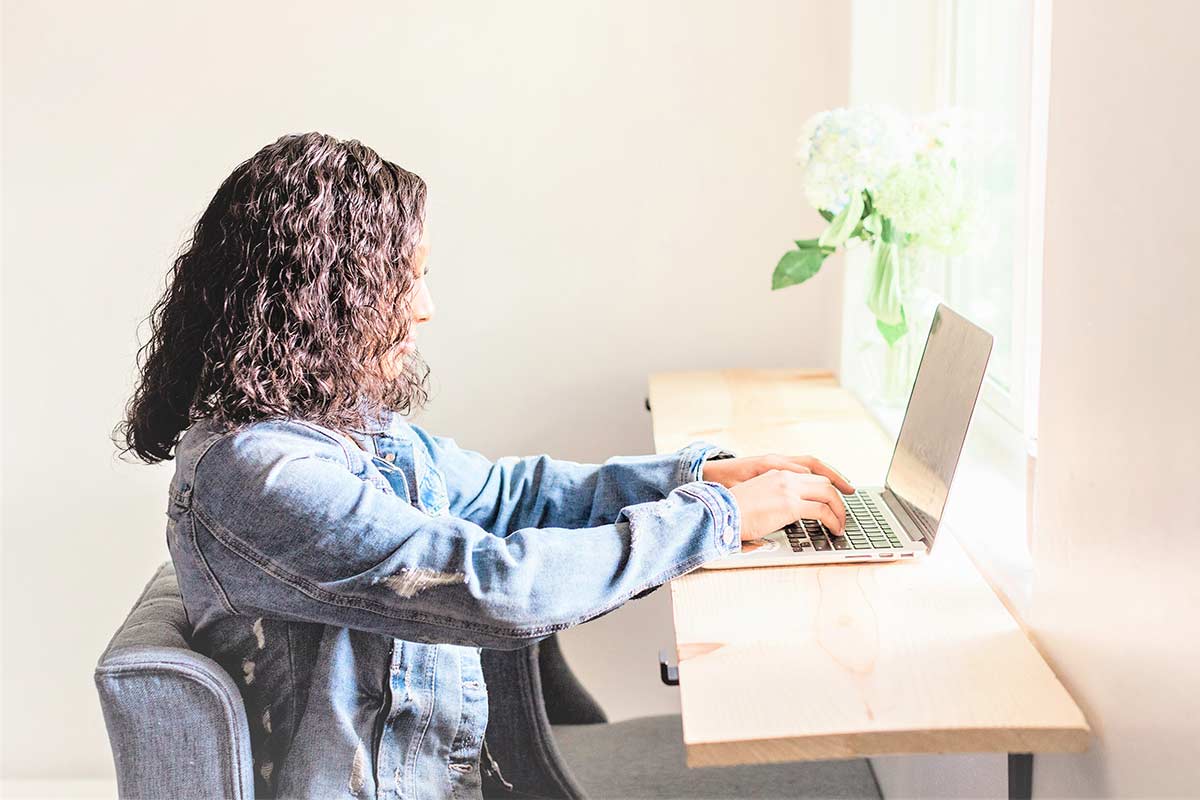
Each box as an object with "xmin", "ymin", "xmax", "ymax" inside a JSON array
[{"xmin": 1008, "ymin": 753, "xmax": 1033, "ymax": 800}]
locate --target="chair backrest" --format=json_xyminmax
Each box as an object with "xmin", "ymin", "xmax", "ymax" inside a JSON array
[
  {"xmin": 94, "ymin": 562, "xmax": 255, "ymax": 800},
  {"xmin": 95, "ymin": 562, "xmax": 607, "ymax": 799}
]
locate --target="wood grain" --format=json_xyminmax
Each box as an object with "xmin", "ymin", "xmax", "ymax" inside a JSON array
[{"xmin": 650, "ymin": 369, "xmax": 1090, "ymax": 767}]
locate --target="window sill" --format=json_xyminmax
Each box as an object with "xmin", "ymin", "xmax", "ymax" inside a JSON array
[{"xmin": 854, "ymin": 389, "xmax": 1034, "ymax": 620}]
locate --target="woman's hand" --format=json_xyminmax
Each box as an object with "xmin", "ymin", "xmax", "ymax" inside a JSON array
[
  {"xmin": 728, "ymin": 470, "xmax": 849, "ymax": 542},
  {"xmin": 703, "ymin": 454, "xmax": 854, "ymax": 494}
]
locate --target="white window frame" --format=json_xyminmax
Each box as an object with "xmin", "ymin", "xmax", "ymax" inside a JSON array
[{"xmin": 935, "ymin": 0, "xmax": 1048, "ymax": 450}]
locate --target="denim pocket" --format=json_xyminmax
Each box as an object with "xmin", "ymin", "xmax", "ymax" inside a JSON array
[{"xmin": 372, "ymin": 445, "xmax": 415, "ymax": 506}]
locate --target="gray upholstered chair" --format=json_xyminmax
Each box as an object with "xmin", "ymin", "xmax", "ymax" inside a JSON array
[{"xmin": 95, "ymin": 562, "xmax": 880, "ymax": 799}]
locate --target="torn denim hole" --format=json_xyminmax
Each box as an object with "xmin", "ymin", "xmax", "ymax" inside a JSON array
[
  {"xmin": 617, "ymin": 519, "xmax": 636, "ymax": 554},
  {"xmin": 252, "ymin": 617, "xmax": 265, "ymax": 649},
  {"xmin": 261, "ymin": 708, "xmax": 272, "ymax": 735},
  {"xmin": 371, "ymin": 567, "xmax": 467, "ymax": 598},
  {"xmin": 258, "ymin": 760, "xmax": 273, "ymax": 782},
  {"xmin": 482, "ymin": 738, "xmax": 513, "ymax": 791},
  {"xmin": 349, "ymin": 744, "xmax": 368, "ymax": 797},
  {"xmin": 241, "ymin": 658, "xmax": 255, "ymax": 685}
]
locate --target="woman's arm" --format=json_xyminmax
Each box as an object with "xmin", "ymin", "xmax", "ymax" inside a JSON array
[
  {"xmin": 408, "ymin": 423, "xmax": 732, "ymax": 534},
  {"xmin": 185, "ymin": 424, "xmax": 741, "ymax": 650}
]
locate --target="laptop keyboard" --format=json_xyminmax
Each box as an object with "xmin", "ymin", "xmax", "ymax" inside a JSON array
[{"xmin": 783, "ymin": 492, "xmax": 903, "ymax": 552}]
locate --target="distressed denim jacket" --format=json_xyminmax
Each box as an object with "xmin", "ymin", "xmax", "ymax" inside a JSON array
[{"xmin": 165, "ymin": 412, "xmax": 742, "ymax": 799}]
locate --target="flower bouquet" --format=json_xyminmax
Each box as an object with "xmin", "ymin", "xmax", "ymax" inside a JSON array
[{"xmin": 773, "ymin": 106, "xmax": 971, "ymax": 345}]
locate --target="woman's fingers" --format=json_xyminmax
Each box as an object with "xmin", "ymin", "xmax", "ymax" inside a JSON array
[
  {"xmin": 790, "ymin": 456, "xmax": 854, "ymax": 494},
  {"xmin": 766, "ymin": 455, "xmax": 812, "ymax": 475},
  {"xmin": 817, "ymin": 481, "xmax": 847, "ymax": 532},
  {"xmin": 728, "ymin": 468, "xmax": 850, "ymax": 541},
  {"xmin": 797, "ymin": 498, "xmax": 843, "ymax": 535},
  {"xmin": 788, "ymin": 474, "xmax": 846, "ymax": 533}
]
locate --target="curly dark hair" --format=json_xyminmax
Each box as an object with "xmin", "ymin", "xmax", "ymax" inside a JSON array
[{"xmin": 118, "ymin": 132, "xmax": 430, "ymax": 463}]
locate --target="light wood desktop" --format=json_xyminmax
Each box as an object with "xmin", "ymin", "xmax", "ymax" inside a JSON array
[{"xmin": 648, "ymin": 369, "xmax": 1089, "ymax": 800}]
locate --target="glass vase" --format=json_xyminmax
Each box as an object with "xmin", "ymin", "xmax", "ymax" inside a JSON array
[{"xmin": 872, "ymin": 246, "xmax": 930, "ymax": 408}]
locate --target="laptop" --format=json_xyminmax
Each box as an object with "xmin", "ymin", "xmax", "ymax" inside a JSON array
[{"xmin": 702, "ymin": 303, "xmax": 993, "ymax": 569}]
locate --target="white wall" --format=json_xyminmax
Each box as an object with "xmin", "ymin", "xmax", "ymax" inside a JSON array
[
  {"xmin": 0, "ymin": 0, "xmax": 849, "ymax": 780},
  {"xmin": 873, "ymin": 1, "xmax": 1200, "ymax": 798},
  {"xmin": 1030, "ymin": 0, "xmax": 1200, "ymax": 795}
]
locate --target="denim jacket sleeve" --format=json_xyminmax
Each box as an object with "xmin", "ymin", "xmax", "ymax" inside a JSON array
[
  {"xmin": 406, "ymin": 422, "xmax": 731, "ymax": 534},
  {"xmin": 187, "ymin": 422, "xmax": 742, "ymax": 650}
]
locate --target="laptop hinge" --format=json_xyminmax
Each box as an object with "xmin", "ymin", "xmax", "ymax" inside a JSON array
[{"xmin": 880, "ymin": 489, "xmax": 932, "ymax": 551}]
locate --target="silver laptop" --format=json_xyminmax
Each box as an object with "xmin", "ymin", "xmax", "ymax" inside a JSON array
[{"xmin": 703, "ymin": 303, "xmax": 993, "ymax": 569}]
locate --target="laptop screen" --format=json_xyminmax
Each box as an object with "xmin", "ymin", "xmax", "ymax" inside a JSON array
[{"xmin": 883, "ymin": 304, "xmax": 993, "ymax": 547}]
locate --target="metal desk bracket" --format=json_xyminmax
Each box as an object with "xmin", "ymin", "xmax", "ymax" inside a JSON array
[{"xmin": 658, "ymin": 649, "xmax": 679, "ymax": 686}]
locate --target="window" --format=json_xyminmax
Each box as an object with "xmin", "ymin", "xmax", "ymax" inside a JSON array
[{"xmin": 841, "ymin": 0, "xmax": 1051, "ymax": 610}]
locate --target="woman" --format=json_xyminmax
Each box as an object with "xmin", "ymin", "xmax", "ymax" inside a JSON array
[{"xmin": 119, "ymin": 132, "xmax": 851, "ymax": 799}]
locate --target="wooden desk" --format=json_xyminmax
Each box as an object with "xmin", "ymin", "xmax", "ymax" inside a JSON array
[{"xmin": 648, "ymin": 369, "xmax": 1089, "ymax": 799}]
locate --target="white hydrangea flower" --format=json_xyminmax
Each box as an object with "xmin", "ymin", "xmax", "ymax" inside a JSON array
[
  {"xmin": 795, "ymin": 106, "xmax": 974, "ymax": 251},
  {"xmin": 786, "ymin": 105, "xmax": 979, "ymax": 344},
  {"xmin": 877, "ymin": 109, "xmax": 976, "ymax": 252},
  {"xmin": 873, "ymin": 151, "xmax": 972, "ymax": 253},
  {"xmin": 794, "ymin": 111, "xmax": 829, "ymax": 168},
  {"xmin": 797, "ymin": 106, "xmax": 920, "ymax": 213}
]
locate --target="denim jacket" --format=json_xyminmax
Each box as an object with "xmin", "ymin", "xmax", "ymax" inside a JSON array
[{"xmin": 165, "ymin": 412, "xmax": 741, "ymax": 799}]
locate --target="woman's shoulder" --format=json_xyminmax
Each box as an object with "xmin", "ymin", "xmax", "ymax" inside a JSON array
[
  {"xmin": 179, "ymin": 417, "xmax": 360, "ymax": 480},
  {"xmin": 174, "ymin": 417, "xmax": 378, "ymax": 525}
]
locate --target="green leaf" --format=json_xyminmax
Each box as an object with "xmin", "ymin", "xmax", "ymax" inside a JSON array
[
  {"xmin": 876, "ymin": 310, "xmax": 908, "ymax": 346},
  {"xmin": 771, "ymin": 247, "xmax": 829, "ymax": 290},
  {"xmin": 818, "ymin": 192, "xmax": 866, "ymax": 249},
  {"xmin": 819, "ymin": 209, "xmax": 835, "ymax": 222}
]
